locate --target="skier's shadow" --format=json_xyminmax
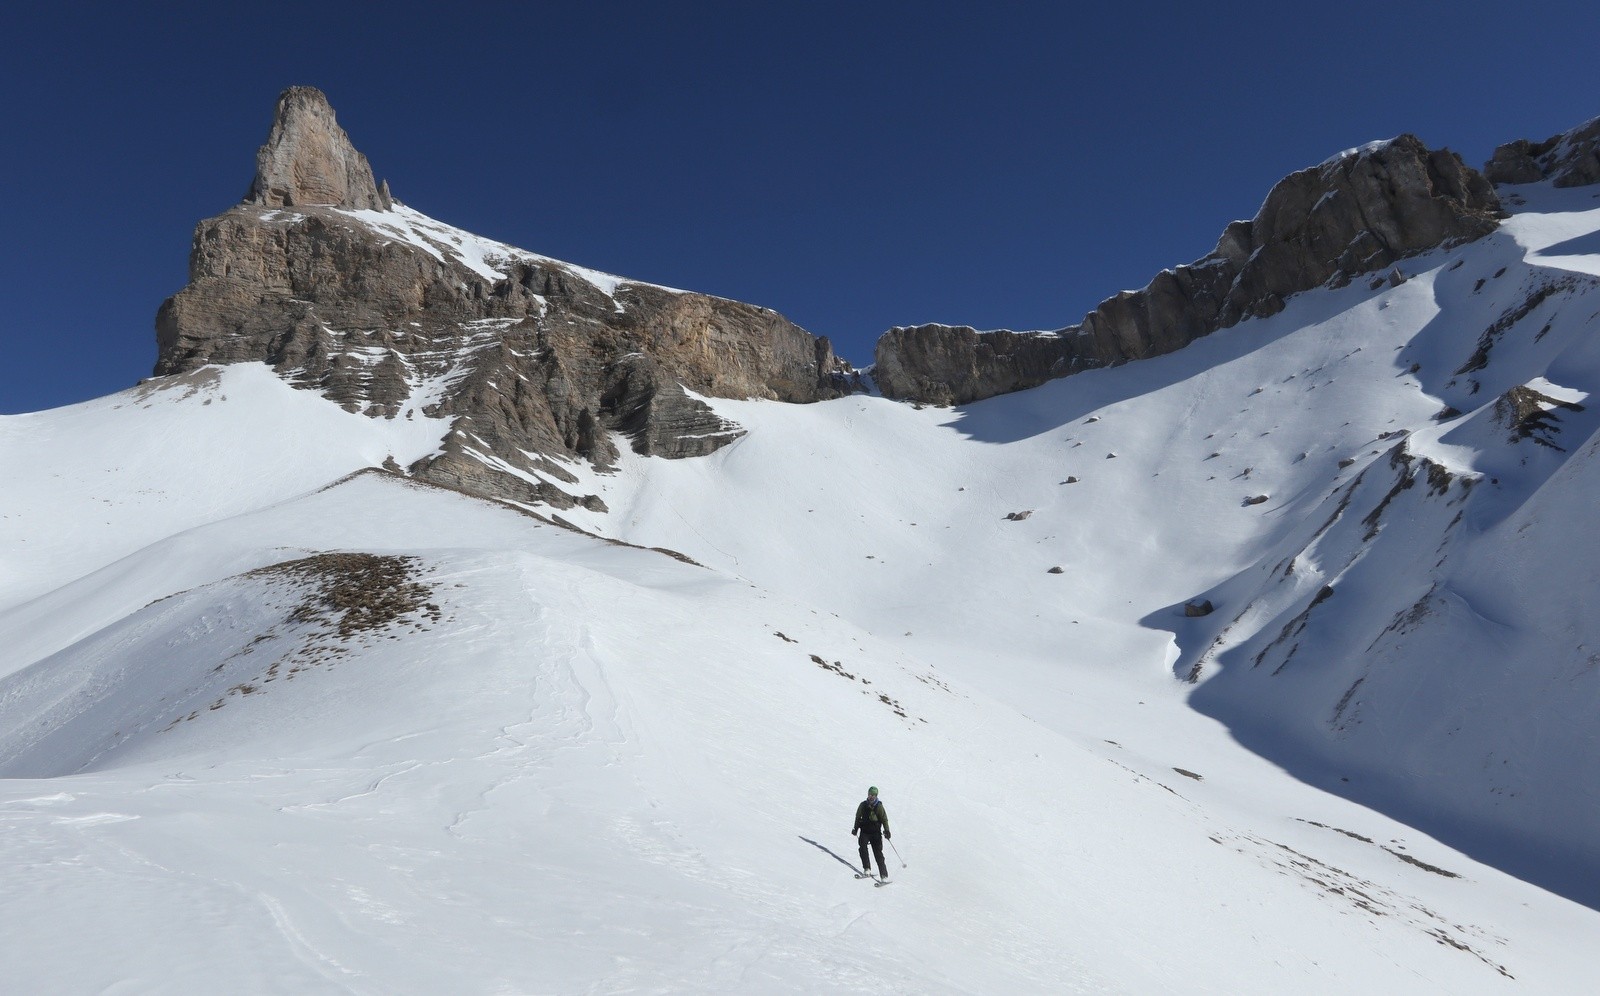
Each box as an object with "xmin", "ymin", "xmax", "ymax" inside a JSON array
[{"xmin": 798, "ymin": 835, "xmax": 861, "ymax": 874}]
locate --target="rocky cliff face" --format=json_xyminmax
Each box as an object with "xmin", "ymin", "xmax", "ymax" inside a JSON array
[
  {"xmin": 1484, "ymin": 116, "xmax": 1600, "ymax": 188},
  {"xmin": 875, "ymin": 136, "xmax": 1504, "ymax": 405},
  {"xmin": 156, "ymin": 87, "xmax": 855, "ymax": 509},
  {"xmin": 245, "ymin": 86, "xmax": 393, "ymax": 211}
]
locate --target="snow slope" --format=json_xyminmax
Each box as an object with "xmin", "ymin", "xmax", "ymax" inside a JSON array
[
  {"xmin": 3, "ymin": 182, "xmax": 1600, "ymax": 991},
  {"xmin": 555, "ymin": 183, "xmax": 1600, "ymax": 910},
  {"xmin": 1, "ymin": 450, "xmax": 1593, "ymax": 992}
]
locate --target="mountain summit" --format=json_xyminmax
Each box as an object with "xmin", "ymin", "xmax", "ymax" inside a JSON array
[
  {"xmin": 245, "ymin": 85, "xmax": 392, "ymax": 211},
  {"xmin": 157, "ymin": 87, "xmax": 855, "ymax": 510}
]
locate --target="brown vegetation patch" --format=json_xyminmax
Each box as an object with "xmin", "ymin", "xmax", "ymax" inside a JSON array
[{"xmin": 253, "ymin": 553, "xmax": 439, "ymax": 638}]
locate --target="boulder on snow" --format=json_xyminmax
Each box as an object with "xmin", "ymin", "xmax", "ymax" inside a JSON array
[{"xmin": 1184, "ymin": 600, "xmax": 1215, "ymax": 617}]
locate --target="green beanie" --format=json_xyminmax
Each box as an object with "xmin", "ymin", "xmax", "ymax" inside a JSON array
[{"xmin": 868, "ymin": 786, "xmax": 879, "ymax": 796}]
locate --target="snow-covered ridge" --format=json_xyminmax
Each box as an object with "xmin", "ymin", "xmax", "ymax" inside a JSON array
[
  {"xmin": 334, "ymin": 202, "xmax": 690, "ymax": 300},
  {"xmin": 1318, "ymin": 135, "xmax": 1404, "ymax": 169}
]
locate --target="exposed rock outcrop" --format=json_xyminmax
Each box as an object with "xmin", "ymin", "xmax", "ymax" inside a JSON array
[
  {"xmin": 157, "ymin": 87, "xmax": 855, "ymax": 508},
  {"xmin": 871, "ymin": 326, "xmax": 1092, "ymax": 408},
  {"xmin": 246, "ymin": 86, "xmax": 392, "ymax": 211},
  {"xmin": 875, "ymin": 136, "xmax": 1503, "ymax": 405},
  {"xmin": 1485, "ymin": 116, "xmax": 1600, "ymax": 188},
  {"xmin": 1494, "ymin": 383, "xmax": 1587, "ymax": 450}
]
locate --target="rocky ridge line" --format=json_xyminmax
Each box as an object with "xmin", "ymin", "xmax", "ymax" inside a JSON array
[{"xmin": 875, "ymin": 135, "xmax": 1504, "ymax": 406}]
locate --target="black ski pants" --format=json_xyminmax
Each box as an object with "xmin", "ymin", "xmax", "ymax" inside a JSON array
[{"xmin": 858, "ymin": 828, "xmax": 887, "ymax": 877}]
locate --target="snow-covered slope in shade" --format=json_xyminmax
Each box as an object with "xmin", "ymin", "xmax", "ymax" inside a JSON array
[
  {"xmin": 1180, "ymin": 183, "xmax": 1600, "ymax": 903},
  {"xmin": 557, "ymin": 182, "xmax": 1600, "ymax": 909}
]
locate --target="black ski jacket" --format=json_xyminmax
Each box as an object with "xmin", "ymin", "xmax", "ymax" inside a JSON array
[{"xmin": 853, "ymin": 798, "xmax": 890, "ymax": 836}]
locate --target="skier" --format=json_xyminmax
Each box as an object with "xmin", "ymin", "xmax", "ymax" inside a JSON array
[{"xmin": 851, "ymin": 785, "xmax": 891, "ymax": 881}]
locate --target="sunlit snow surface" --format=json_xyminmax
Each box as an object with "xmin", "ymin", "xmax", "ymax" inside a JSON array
[
  {"xmin": 338, "ymin": 202, "xmax": 689, "ymax": 299},
  {"xmin": 3, "ymin": 184, "xmax": 1600, "ymax": 992}
]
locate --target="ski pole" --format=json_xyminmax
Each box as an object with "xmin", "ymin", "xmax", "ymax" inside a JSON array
[{"xmin": 889, "ymin": 838, "xmax": 906, "ymax": 868}]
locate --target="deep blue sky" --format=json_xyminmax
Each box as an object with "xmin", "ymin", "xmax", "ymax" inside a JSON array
[{"xmin": 4, "ymin": 1, "xmax": 1598, "ymax": 413}]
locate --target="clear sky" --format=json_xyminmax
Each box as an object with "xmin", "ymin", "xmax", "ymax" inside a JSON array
[{"xmin": 4, "ymin": 0, "xmax": 1598, "ymax": 414}]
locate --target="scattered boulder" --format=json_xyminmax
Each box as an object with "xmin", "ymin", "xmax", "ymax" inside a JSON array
[
  {"xmin": 1244, "ymin": 494, "xmax": 1270, "ymax": 506},
  {"xmin": 1047, "ymin": 566, "xmax": 1065, "ymax": 574},
  {"xmin": 1004, "ymin": 510, "xmax": 1034, "ymax": 521},
  {"xmin": 1185, "ymin": 600, "xmax": 1215, "ymax": 617}
]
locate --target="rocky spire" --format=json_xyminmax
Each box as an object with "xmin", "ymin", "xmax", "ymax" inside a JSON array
[
  {"xmin": 158, "ymin": 86, "xmax": 855, "ymax": 511},
  {"xmin": 245, "ymin": 86, "xmax": 393, "ymax": 211}
]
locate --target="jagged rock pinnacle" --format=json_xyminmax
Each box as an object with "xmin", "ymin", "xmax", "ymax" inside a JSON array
[{"xmin": 245, "ymin": 86, "xmax": 392, "ymax": 211}]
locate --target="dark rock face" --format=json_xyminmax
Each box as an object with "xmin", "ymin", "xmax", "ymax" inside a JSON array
[
  {"xmin": 1495, "ymin": 383, "xmax": 1586, "ymax": 450},
  {"xmin": 1485, "ymin": 116, "xmax": 1600, "ymax": 188},
  {"xmin": 872, "ymin": 325, "xmax": 1091, "ymax": 408},
  {"xmin": 157, "ymin": 88, "xmax": 854, "ymax": 508},
  {"xmin": 875, "ymin": 136, "xmax": 1503, "ymax": 404}
]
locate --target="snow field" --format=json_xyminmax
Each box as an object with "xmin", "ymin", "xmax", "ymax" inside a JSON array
[
  {"xmin": 3, "ymin": 182, "xmax": 1600, "ymax": 991},
  {"xmin": 3, "ymin": 471, "xmax": 1594, "ymax": 990}
]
